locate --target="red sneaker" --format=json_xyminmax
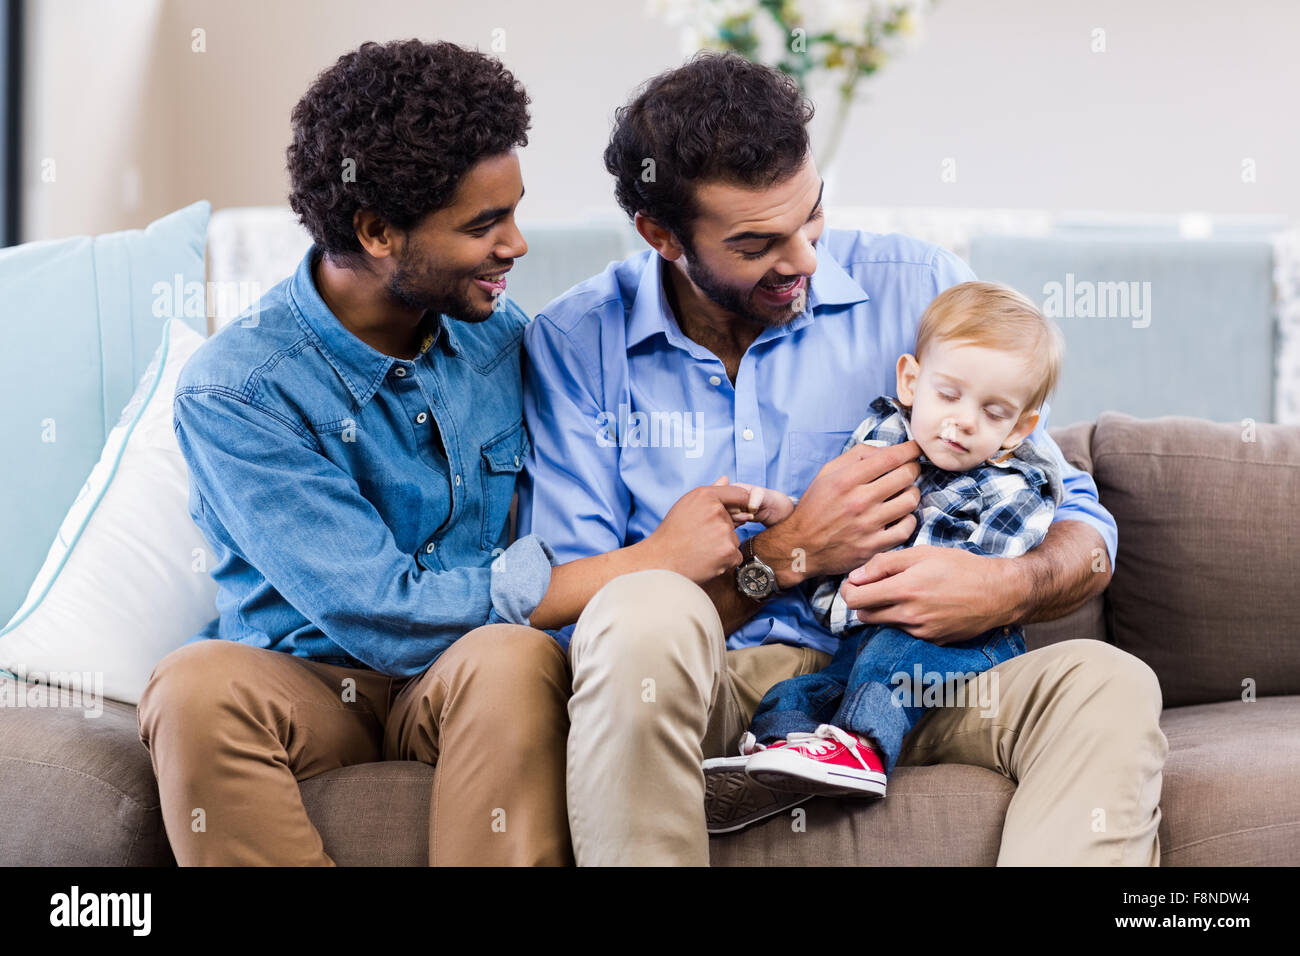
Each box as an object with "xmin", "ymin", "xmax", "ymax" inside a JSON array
[{"xmin": 745, "ymin": 724, "xmax": 887, "ymax": 797}]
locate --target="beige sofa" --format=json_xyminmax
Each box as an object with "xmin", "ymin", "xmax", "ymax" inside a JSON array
[{"xmin": 2, "ymin": 411, "xmax": 1297, "ymax": 865}]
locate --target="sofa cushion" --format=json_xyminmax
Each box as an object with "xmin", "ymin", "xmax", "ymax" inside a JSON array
[
  {"xmin": 8, "ymin": 683, "xmax": 1296, "ymax": 867},
  {"xmin": 1047, "ymin": 419, "xmax": 1096, "ymax": 475},
  {"xmin": 1092, "ymin": 412, "xmax": 1300, "ymax": 707},
  {"xmin": 709, "ymin": 763, "xmax": 1015, "ymax": 865},
  {"xmin": 1158, "ymin": 695, "xmax": 1300, "ymax": 865},
  {"xmin": 300, "ymin": 763, "xmax": 432, "ymax": 867},
  {"xmin": 1023, "ymin": 594, "xmax": 1107, "ymax": 650},
  {"xmin": 1023, "ymin": 421, "xmax": 1108, "ymax": 649},
  {"xmin": 0, "ymin": 678, "xmax": 172, "ymax": 865}
]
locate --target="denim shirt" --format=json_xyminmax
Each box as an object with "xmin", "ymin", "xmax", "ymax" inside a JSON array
[{"xmin": 173, "ymin": 245, "xmax": 555, "ymax": 678}]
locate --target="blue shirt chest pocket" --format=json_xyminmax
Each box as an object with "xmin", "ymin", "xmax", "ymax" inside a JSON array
[
  {"xmin": 787, "ymin": 429, "xmax": 854, "ymax": 496},
  {"xmin": 479, "ymin": 420, "xmax": 530, "ymax": 551}
]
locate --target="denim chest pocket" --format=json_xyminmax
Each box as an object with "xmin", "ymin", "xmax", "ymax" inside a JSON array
[{"xmin": 479, "ymin": 420, "xmax": 529, "ymax": 551}]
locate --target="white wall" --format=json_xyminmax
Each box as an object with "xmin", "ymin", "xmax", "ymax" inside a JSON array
[
  {"xmin": 20, "ymin": 0, "xmax": 171, "ymax": 239},
  {"xmin": 20, "ymin": 0, "xmax": 1300, "ymax": 241}
]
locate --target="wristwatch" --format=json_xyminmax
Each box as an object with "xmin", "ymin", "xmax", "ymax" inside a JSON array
[{"xmin": 735, "ymin": 536, "xmax": 778, "ymax": 602}]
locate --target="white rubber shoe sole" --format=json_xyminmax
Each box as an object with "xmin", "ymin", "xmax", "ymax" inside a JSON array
[{"xmin": 702, "ymin": 753, "xmax": 752, "ymax": 773}]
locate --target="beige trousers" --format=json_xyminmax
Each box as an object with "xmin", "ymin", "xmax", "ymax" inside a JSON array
[
  {"xmin": 136, "ymin": 624, "xmax": 573, "ymax": 866},
  {"xmin": 565, "ymin": 569, "xmax": 1168, "ymax": 866}
]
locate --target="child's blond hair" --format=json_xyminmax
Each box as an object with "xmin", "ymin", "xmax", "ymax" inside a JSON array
[{"xmin": 914, "ymin": 280, "xmax": 1064, "ymax": 416}]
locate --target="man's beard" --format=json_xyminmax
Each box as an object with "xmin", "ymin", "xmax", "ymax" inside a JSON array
[
  {"xmin": 386, "ymin": 245, "xmax": 495, "ymax": 324},
  {"xmin": 680, "ymin": 246, "xmax": 802, "ymax": 330}
]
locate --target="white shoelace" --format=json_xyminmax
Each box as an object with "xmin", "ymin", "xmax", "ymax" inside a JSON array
[{"xmin": 783, "ymin": 724, "xmax": 876, "ymax": 772}]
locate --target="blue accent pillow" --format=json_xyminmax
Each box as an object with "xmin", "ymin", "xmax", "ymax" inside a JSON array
[{"xmin": 0, "ymin": 200, "xmax": 210, "ymax": 621}]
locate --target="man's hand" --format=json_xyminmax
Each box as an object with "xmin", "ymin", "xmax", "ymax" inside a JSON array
[
  {"xmin": 640, "ymin": 478, "xmax": 749, "ymax": 584},
  {"xmin": 840, "ymin": 545, "xmax": 1027, "ymax": 643},
  {"xmin": 756, "ymin": 441, "xmax": 923, "ymax": 588}
]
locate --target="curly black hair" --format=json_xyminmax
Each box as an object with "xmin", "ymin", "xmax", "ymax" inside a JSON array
[
  {"xmin": 287, "ymin": 39, "xmax": 530, "ymax": 259},
  {"xmin": 604, "ymin": 52, "xmax": 814, "ymax": 251}
]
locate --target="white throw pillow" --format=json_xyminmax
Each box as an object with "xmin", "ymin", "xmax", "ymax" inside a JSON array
[{"xmin": 0, "ymin": 319, "xmax": 217, "ymax": 705}]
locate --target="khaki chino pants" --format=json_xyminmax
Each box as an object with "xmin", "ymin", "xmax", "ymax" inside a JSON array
[
  {"xmin": 139, "ymin": 570, "xmax": 1167, "ymax": 867},
  {"xmin": 136, "ymin": 624, "xmax": 573, "ymax": 866},
  {"xmin": 565, "ymin": 569, "xmax": 1168, "ymax": 866}
]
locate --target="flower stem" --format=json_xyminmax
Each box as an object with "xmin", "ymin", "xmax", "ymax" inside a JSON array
[{"xmin": 817, "ymin": 81, "xmax": 859, "ymax": 175}]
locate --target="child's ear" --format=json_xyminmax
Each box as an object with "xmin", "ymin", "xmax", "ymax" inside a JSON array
[
  {"xmin": 1001, "ymin": 409, "xmax": 1041, "ymax": 450},
  {"xmin": 895, "ymin": 353, "xmax": 920, "ymax": 406}
]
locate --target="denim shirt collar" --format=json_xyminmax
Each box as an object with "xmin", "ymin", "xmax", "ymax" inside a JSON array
[
  {"xmin": 289, "ymin": 245, "xmax": 456, "ymax": 407},
  {"xmin": 626, "ymin": 237, "xmax": 871, "ymax": 351}
]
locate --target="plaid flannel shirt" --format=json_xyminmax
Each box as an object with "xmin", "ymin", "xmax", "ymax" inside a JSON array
[{"xmin": 809, "ymin": 395, "xmax": 1065, "ymax": 634}]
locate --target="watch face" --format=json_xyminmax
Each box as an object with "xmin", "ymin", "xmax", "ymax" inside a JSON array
[{"xmin": 738, "ymin": 562, "xmax": 775, "ymax": 598}]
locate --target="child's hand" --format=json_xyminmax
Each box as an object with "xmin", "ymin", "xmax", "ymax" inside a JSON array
[{"xmin": 723, "ymin": 481, "xmax": 796, "ymax": 527}]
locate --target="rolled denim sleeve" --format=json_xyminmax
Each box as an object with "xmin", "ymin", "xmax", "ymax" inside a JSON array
[
  {"xmin": 1024, "ymin": 402, "xmax": 1119, "ymax": 571},
  {"xmin": 174, "ymin": 387, "xmax": 551, "ymax": 677},
  {"xmin": 486, "ymin": 534, "xmax": 556, "ymax": 626}
]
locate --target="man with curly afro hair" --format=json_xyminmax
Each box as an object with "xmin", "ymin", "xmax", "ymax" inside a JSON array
[
  {"xmin": 286, "ymin": 38, "xmax": 530, "ymax": 333},
  {"xmin": 139, "ymin": 39, "xmax": 752, "ymax": 869}
]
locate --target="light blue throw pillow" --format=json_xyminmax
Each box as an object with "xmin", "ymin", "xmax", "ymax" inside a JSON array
[{"xmin": 0, "ymin": 200, "xmax": 210, "ymax": 622}]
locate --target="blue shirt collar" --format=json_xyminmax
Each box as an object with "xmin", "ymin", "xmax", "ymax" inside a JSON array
[
  {"xmin": 806, "ymin": 238, "xmax": 872, "ymax": 311},
  {"xmin": 626, "ymin": 237, "xmax": 870, "ymax": 351},
  {"xmin": 289, "ymin": 245, "xmax": 456, "ymax": 407}
]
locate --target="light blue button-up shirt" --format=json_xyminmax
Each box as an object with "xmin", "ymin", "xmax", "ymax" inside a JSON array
[
  {"xmin": 173, "ymin": 245, "xmax": 554, "ymax": 678},
  {"xmin": 518, "ymin": 228, "xmax": 1117, "ymax": 656}
]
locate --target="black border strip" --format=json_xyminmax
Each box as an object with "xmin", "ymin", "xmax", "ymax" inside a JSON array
[{"xmin": 2, "ymin": 0, "xmax": 21, "ymax": 246}]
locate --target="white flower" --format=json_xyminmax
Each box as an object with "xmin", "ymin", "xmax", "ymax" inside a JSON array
[
  {"xmin": 828, "ymin": 0, "xmax": 873, "ymax": 47},
  {"xmin": 647, "ymin": 0, "xmax": 932, "ymax": 73},
  {"xmin": 798, "ymin": 0, "xmax": 869, "ymax": 44}
]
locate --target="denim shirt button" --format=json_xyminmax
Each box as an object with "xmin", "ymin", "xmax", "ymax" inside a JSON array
[
  {"xmin": 454, "ymin": 474, "xmax": 461, "ymax": 486},
  {"xmin": 416, "ymin": 412, "xmax": 427, "ymax": 424},
  {"xmin": 425, "ymin": 542, "xmax": 435, "ymax": 554},
  {"xmin": 393, "ymin": 366, "xmax": 407, "ymax": 377}
]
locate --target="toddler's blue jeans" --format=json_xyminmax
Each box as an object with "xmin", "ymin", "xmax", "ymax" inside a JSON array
[{"xmin": 749, "ymin": 624, "xmax": 1027, "ymax": 773}]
